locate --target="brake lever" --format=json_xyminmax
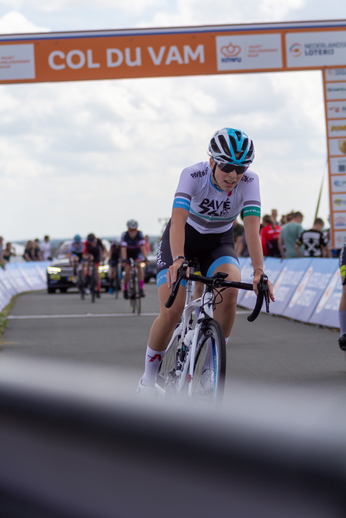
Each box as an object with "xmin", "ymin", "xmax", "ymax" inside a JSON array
[{"xmin": 259, "ymin": 274, "xmax": 270, "ymax": 314}]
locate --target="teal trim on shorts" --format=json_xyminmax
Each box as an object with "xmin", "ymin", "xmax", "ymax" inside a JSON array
[
  {"xmin": 206, "ymin": 256, "xmax": 240, "ymax": 277},
  {"xmin": 157, "ymin": 268, "xmax": 187, "ymax": 289}
]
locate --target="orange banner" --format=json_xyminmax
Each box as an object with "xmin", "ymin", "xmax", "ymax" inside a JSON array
[{"xmin": 1, "ymin": 21, "xmax": 345, "ymax": 85}]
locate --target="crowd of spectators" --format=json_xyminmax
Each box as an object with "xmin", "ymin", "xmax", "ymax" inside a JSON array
[
  {"xmin": 0, "ymin": 235, "xmax": 52, "ymax": 269},
  {"xmin": 235, "ymin": 209, "xmax": 332, "ymax": 260},
  {"xmin": 23, "ymin": 236, "xmax": 52, "ymax": 262}
]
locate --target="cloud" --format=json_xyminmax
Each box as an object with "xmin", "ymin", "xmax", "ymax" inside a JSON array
[
  {"xmin": 0, "ymin": 11, "xmax": 49, "ymax": 33},
  {"xmin": 0, "ymin": 0, "xmax": 163, "ymax": 14}
]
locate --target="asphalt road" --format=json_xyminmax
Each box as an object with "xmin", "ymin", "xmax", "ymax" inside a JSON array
[{"xmin": 1, "ymin": 283, "xmax": 345, "ymax": 394}]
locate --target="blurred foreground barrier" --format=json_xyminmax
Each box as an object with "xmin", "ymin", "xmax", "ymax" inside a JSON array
[{"xmin": 0, "ymin": 357, "xmax": 345, "ymax": 518}]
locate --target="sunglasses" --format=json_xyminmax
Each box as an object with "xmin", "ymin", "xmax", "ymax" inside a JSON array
[{"xmin": 217, "ymin": 163, "xmax": 249, "ymax": 175}]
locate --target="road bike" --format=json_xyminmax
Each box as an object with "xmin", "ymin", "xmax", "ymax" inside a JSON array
[
  {"xmin": 128, "ymin": 258, "xmax": 141, "ymax": 315},
  {"xmin": 111, "ymin": 263, "xmax": 121, "ymax": 299},
  {"xmin": 76, "ymin": 262, "xmax": 85, "ymax": 300},
  {"xmin": 156, "ymin": 260, "xmax": 270, "ymax": 404}
]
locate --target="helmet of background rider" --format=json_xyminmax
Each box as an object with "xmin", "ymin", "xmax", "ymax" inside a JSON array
[
  {"xmin": 74, "ymin": 234, "xmax": 81, "ymax": 243},
  {"xmin": 87, "ymin": 233, "xmax": 96, "ymax": 243},
  {"xmin": 127, "ymin": 220, "xmax": 138, "ymax": 230},
  {"xmin": 208, "ymin": 128, "xmax": 255, "ymax": 166}
]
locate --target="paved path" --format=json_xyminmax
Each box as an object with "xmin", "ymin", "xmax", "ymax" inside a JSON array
[{"xmin": 1, "ymin": 284, "xmax": 345, "ymax": 394}]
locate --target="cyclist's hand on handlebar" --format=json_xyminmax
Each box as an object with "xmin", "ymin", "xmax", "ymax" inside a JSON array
[
  {"xmin": 252, "ymin": 270, "xmax": 275, "ymax": 302},
  {"xmin": 167, "ymin": 259, "xmax": 189, "ymax": 289}
]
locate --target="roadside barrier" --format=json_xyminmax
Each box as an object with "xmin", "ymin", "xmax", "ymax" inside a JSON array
[
  {"xmin": 0, "ymin": 261, "xmax": 49, "ymax": 312},
  {"xmin": 0, "ymin": 258, "xmax": 341, "ymax": 329},
  {"xmin": 238, "ymin": 257, "xmax": 339, "ymax": 329}
]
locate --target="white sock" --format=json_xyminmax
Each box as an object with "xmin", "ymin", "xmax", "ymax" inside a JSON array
[{"xmin": 142, "ymin": 345, "xmax": 166, "ymax": 387}]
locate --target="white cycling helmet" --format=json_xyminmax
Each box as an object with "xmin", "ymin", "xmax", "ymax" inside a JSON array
[
  {"xmin": 127, "ymin": 219, "xmax": 138, "ymax": 229},
  {"xmin": 208, "ymin": 128, "xmax": 254, "ymax": 166}
]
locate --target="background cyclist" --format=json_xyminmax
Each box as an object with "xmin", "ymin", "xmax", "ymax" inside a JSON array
[
  {"xmin": 121, "ymin": 220, "xmax": 148, "ymax": 299},
  {"xmin": 137, "ymin": 127, "xmax": 275, "ymax": 394},
  {"xmin": 83, "ymin": 233, "xmax": 104, "ymax": 298},
  {"xmin": 108, "ymin": 239, "xmax": 121, "ymax": 295},
  {"xmin": 67, "ymin": 234, "xmax": 84, "ymax": 282}
]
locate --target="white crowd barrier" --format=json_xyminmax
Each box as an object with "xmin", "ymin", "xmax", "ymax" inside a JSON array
[
  {"xmin": 238, "ymin": 257, "xmax": 340, "ymax": 329},
  {"xmin": 0, "ymin": 261, "xmax": 50, "ymax": 313},
  {"xmin": 0, "ymin": 258, "xmax": 341, "ymax": 329}
]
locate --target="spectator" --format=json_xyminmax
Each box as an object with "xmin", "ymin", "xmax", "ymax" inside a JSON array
[
  {"xmin": 40, "ymin": 235, "xmax": 52, "ymax": 261},
  {"xmin": 33, "ymin": 239, "xmax": 41, "ymax": 261},
  {"xmin": 260, "ymin": 215, "xmax": 281, "ymax": 257},
  {"xmin": 271, "ymin": 209, "xmax": 279, "ymax": 226},
  {"xmin": 295, "ymin": 218, "xmax": 331, "ymax": 258},
  {"xmin": 0, "ymin": 236, "xmax": 6, "ymax": 269},
  {"xmin": 278, "ymin": 211, "xmax": 304, "ymax": 258},
  {"xmin": 2, "ymin": 242, "xmax": 16, "ymax": 263},
  {"xmin": 23, "ymin": 240, "xmax": 34, "ymax": 261},
  {"xmin": 144, "ymin": 234, "xmax": 151, "ymax": 255}
]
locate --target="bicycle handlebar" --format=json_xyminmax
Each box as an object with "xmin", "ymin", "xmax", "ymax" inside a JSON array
[{"xmin": 165, "ymin": 261, "xmax": 270, "ymax": 322}]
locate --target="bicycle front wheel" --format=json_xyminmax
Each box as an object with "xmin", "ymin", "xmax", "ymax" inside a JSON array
[
  {"xmin": 90, "ymin": 269, "xmax": 96, "ymax": 303},
  {"xmin": 134, "ymin": 271, "xmax": 141, "ymax": 315},
  {"xmin": 78, "ymin": 269, "xmax": 85, "ymax": 300},
  {"xmin": 190, "ymin": 319, "xmax": 226, "ymax": 404}
]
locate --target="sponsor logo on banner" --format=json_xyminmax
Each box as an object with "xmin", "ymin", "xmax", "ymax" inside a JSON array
[
  {"xmin": 216, "ymin": 34, "xmax": 282, "ymax": 71},
  {"xmin": 0, "ymin": 44, "xmax": 35, "ymax": 81},
  {"xmin": 327, "ymin": 101, "xmax": 346, "ymax": 119},
  {"xmin": 289, "ymin": 43, "xmax": 302, "ymax": 57},
  {"xmin": 333, "ymin": 213, "xmax": 346, "ymax": 227},
  {"xmin": 288, "ymin": 267, "xmax": 313, "ymax": 308},
  {"xmin": 333, "ymin": 193, "xmax": 346, "ymax": 210},
  {"xmin": 325, "ymin": 68, "xmax": 346, "ymax": 82},
  {"xmin": 330, "ymin": 156, "xmax": 346, "ymax": 173},
  {"xmin": 332, "ymin": 176, "xmax": 346, "ymax": 193},
  {"xmin": 315, "ymin": 270, "xmax": 340, "ymax": 313},
  {"xmin": 334, "ymin": 230, "xmax": 346, "ymax": 247},
  {"xmin": 328, "ymin": 120, "xmax": 346, "ymax": 137},
  {"xmin": 286, "ymin": 31, "xmax": 346, "ymax": 68},
  {"xmin": 329, "ymin": 138, "xmax": 346, "ymax": 156},
  {"xmin": 326, "ymin": 82, "xmax": 346, "ymax": 100}
]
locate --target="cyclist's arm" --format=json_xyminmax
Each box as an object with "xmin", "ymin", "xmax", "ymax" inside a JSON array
[
  {"xmin": 140, "ymin": 244, "xmax": 148, "ymax": 261},
  {"xmin": 244, "ymin": 215, "xmax": 274, "ymax": 301},
  {"xmin": 121, "ymin": 246, "xmax": 127, "ymax": 262},
  {"xmin": 167, "ymin": 207, "xmax": 189, "ymax": 288}
]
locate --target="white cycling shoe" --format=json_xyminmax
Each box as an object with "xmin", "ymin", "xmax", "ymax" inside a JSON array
[{"xmin": 136, "ymin": 377, "xmax": 156, "ymax": 397}]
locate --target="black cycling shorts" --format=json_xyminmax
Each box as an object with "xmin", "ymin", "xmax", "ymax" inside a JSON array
[
  {"xmin": 126, "ymin": 249, "xmax": 144, "ymax": 262},
  {"xmin": 156, "ymin": 221, "xmax": 239, "ymax": 288}
]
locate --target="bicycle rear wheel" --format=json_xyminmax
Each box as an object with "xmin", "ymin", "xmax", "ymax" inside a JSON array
[{"xmin": 190, "ymin": 319, "xmax": 226, "ymax": 404}]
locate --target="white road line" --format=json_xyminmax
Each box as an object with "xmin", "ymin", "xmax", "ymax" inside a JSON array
[{"xmin": 7, "ymin": 310, "xmax": 250, "ymax": 320}]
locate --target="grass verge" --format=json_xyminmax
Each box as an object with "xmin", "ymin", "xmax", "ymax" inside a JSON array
[{"xmin": 0, "ymin": 295, "xmax": 18, "ymax": 343}]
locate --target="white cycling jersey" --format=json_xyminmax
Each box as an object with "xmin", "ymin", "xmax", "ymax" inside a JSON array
[{"xmin": 172, "ymin": 162, "xmax": 261, "ymax": 234}]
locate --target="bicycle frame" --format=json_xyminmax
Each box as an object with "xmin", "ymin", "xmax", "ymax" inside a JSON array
[{"xmin": 161, "ymin": 273, "xmax": 216, "ymax": 397}]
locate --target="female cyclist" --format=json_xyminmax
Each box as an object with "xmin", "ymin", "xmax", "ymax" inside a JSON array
[{"xmin": 137, "ymin": 127, "xmax": 275, "ymax": 394}]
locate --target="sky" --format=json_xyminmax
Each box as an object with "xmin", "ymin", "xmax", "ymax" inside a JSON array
[{"xmin": 0, "ymin": 0, "xmax": 344, "ymax": 241}]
